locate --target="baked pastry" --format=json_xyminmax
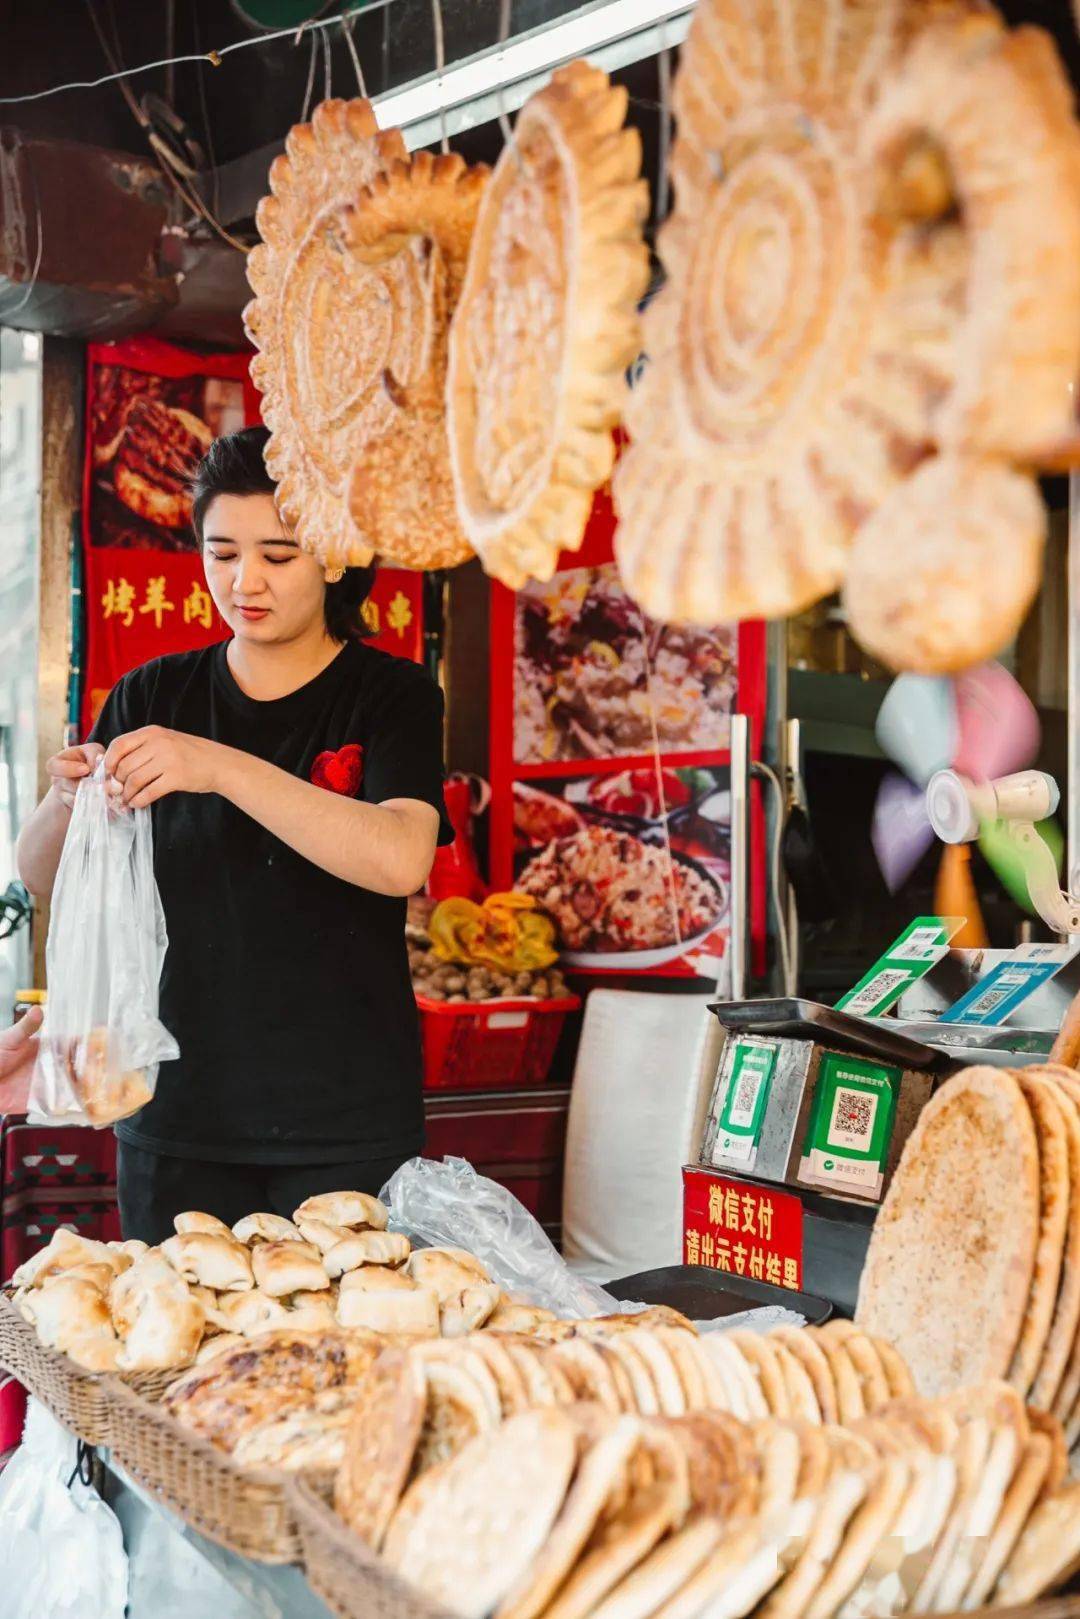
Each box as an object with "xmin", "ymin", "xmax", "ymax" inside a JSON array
[
  {"xmin": 446, "ymin": 60, "xmax": 648, "ymax": 589},
  {"xmin": 336, "ymin": 1282, "xmax": 441, "ymax": 1336},
  {"xmin": 232, "ymin": 1211, "xmax": 302, "ymax": 1245},
  {"xmin": 338, "ymin": 1264, "xmax": 417, "ymax": 1295},
  {"xmin": 324, "ymin": 1230, "xmax": 411, "ymax": 1277},
  {"xmin": 252, "ymin": 1239, "xmax": 330, "ymax": 1298},
  {"xmin": 110, "ymin": 1250, "xmax": 205, "ymax": 1373},
  {"xmin": 209, "ymin": 1287, "xmax": 292, "ymax": 1336},
  {"xmin": 613, "ymin": 0, "xmax": 1080, "ymax": 674},
  {"xmin": 161, "ymin": 1232, "xmax": 255, "ymax": 1292},
  {"xmin": 284, "ymin": 1290, "xmax": 339, "ymax": 1333},
  {"xmin": 244, "ymin": 98, "xmax": 409, "ymax": 569},
  {"xmin": 12, "ymin": 1228, "xmax": 128, "ymax": 1289},
  {"xmin": 164, "ymin": 1326, "xmax": 382, "ymax": 1453},
  {"xmin": 293, "ymin": 1190, "xmax": 389, "ymax": 1231},
  {"xmin": 174, "ymin": 1211, "xmax": 233, "ymax": 1239},
  {"xmin": 842, "ymin": 455, "xmax": 1046, "ymax": 674},
  {"xmin": 441, "ymin": 1283, "xmax": 502, "ymax": 1338},
  {"xmin": 405, "ymin": 1247, "xmax": 492, "ymax": 1303},
  {"xmin": 20, "ymin": 1274, "xmax": 120, "ymax": 1372},
  {"xmin": 338, "ymin": 150, "xmax": 488, "ymax": 569},
  {"xmin": 295, "ymin": 1216, "xmax": 353, "ymax": 1254}
]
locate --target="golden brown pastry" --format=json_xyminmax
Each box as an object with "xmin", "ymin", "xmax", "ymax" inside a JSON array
[
  {"xmin": 243, "ymin": 98, "xmax": 410, "ymax": 569},
  {"xmin": 251, "ymin": 1239, "xmax": 330, "ymax": 1298},
  {"xmin": 161, "ymin": 1232, "xmax": 256, "ymax": 1292},
  {"xmin": 446, "ymin": 60, "xmax": 648, "ymax": 589},
  {"xmin": 613, "ymin": 0, "xmax": 1080, "ymax": 675}
]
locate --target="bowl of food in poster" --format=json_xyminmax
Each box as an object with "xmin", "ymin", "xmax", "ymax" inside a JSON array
[
  {"xmin": 564, "ymin": 766, "xmax": 712, "ymax": 834},
  {"xmin": 515, "ymin": 823, "xmax": 728, "ymax": 969}
]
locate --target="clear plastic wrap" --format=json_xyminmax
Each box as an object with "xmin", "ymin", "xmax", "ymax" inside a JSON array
[
  {"xmin": 381, "ymin": 1156, "xmax": 807, "ymax": 1332},
  {"xmin": 29, "ymin": 762, "xmax": 177, "ymax": 1128}
]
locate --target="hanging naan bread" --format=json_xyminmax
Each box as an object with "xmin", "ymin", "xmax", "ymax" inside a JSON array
[
  {"xmin": 614, "ymin": 0, "xmax": 1080, "ymax": 674},
  {"xmin": 243, "ymin": 98, "xmax": 408, "ymax": 569},
  {"xmin": 339, "ymin": 151, "xmax": 488, "ymax": 569},
  {"xmin": 446, "ymin": 60, "xmax": 649, "ymax": 589}
]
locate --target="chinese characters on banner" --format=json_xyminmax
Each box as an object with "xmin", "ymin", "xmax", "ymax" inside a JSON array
[
  {"xmin": 82, "ymin": 336, "xmax": 424, "ymax": 734},
  {"xmin": 682, "ymin": 1166, "xmax": 804, "ymax": 1291}
]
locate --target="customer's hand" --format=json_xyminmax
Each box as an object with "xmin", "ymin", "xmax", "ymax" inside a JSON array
[
  {"xmin": 104, "ymin": 726, "xmax": 224, "ymax": 808},
  {"xmin": 46, "ymin": 742, "xmax": 105, "ymax": 810},
  {"xmin": 0, "ymin": 1006, "xmax": 42, "ymax": 1113}
]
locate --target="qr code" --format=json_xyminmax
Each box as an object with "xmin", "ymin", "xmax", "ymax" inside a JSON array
[
  {"xmin": 729, "ymin": 1065, "xmax": 762, "ymax": 1129},
  {"xmin": 827, "ymin": 1086, "xmax": 878, "ymax": 1150},
  {"xmin": 844, "ymin": 968, "xmax": 909, "ymax": 1014}
]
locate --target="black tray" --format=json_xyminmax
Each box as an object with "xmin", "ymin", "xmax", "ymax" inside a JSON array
[
  {"xmin": 708, "ymin": 998, "xmax": 952, "ymax": 1072},
  {"xmin": 610, "ymin": 1264, "xmax": 833, "ymax": 1326}
]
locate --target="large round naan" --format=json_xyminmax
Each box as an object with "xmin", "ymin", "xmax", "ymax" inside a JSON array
[{"xmin": 856, "ymin": 1066, "xmax": 1039, "ymax": 1397}]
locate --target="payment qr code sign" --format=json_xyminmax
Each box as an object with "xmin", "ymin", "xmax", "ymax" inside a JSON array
[
  {"xmin": 715, "ymin": 1040, "xmax": 778, "ymax": 1168},
  {"xmin": 828, "ymin": 1086, "xmax": 878, "ymax": 1152},
  {"xmin": 835, "ymin": 916, "xmax": 963, "ymax": 1018},
  {"xmin": 800, "ymin": 1052, "xmax": 900, "ymax": 1198}
]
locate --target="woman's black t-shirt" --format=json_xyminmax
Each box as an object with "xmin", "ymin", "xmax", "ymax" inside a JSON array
[{"xmin": 89, "ymin": 638, "xmax": 451, "ymax": 1165}]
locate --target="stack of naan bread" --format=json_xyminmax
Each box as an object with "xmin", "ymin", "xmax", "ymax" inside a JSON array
[
  {"xmin": 858, "ymin": 1064, "xmax": 1080, "ymax": 1451},
  {"xmin": 164, "ymin": 1317, "xmax": 906, "ymax": 1475},
  {"xmin": 8, "ymin": 1191, "xmax": 551, "ymax": 1374},
  {"xmin": 331, "ymin": 1337, "xmax": 1080, "ymax": 1618}
]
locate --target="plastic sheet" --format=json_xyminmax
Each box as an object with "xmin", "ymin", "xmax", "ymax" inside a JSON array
[
  {"xmin": 29, "ymin": 762, "xmax": 177, "ymax": 1128},
  {"xmin": 0, "ymin": 1399, "xmax": 127, "ymax": 1618},
  {"xmin": 382, "ymin": 1156, "xmax": 806, "ymax": 1332}
]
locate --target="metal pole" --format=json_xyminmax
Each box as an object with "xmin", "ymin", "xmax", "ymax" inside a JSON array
[
  {"xmin": 786, "ymin": 716, "xmax": 802, "ymax": 994},
  {"xmin": 729, "ymin": 713, "xmax": 750, "ymax": 1000}
]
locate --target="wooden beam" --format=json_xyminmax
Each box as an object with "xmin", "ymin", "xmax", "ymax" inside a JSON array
[{"xmin": 32, "ymin": 336, "xmax": 81, "ymax": 985}]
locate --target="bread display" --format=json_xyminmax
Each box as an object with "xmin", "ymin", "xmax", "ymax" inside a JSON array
[
  {"xmin": 613, "ymin": 0, "xmax": 1080, "ymax": 675},
  {"xmin": 340, "ymin": 150, "xmax": 488, "ymax": 570},
  {"xmin": 446, "ymin": 60, "xmax": 648, "ymax": 590},
  {"xmin": 858, "ymin": 1061, "xmax": 1080, "ymax": 1428},
  {"xmin": 329, "ymin": 1345, "xmax": 1080, "ymax": 1619},
  {"xmin": 242, "ymin": 98, "xmax": 409, "ymax": 570}
]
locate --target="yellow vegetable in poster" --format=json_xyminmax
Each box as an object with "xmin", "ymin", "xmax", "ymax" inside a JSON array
[{"xmin": 429, "ymin": 892, "xmax": 558, "ymax": 972}]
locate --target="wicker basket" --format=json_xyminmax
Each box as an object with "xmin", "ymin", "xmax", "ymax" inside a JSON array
[
  {"xmin": 291, "ymin": 1474, "xmax": 451, "ymax": 1619},
  {"xmin": 289, "ymin": 1471, "xmax": 1080, "ymax": 1619},
  {"xmin": 107, "ymin": 1376, "xmax": 310, "ymax": 1563},
  {"xmin": 0, "ymin": 1287, "xmax": 115, "ymax": 1444}
]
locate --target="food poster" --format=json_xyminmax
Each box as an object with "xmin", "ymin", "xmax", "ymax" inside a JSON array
[
  {"xmin": 489, "ymin": 478, "xmax": 767, "ymax": 982},
  {"xmin": 82, "ymin": 336, "xmax": 423, "ymax": 734}
]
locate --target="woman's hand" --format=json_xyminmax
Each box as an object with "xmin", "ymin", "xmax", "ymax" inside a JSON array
[
  {"xmin": 0, "ymin": 1006, "xmax": 42, "ymax": 1113},
  {"xmin": 46, "ymin": 742, "xmax": 105, "ymax": 809},
  {"xmin": 104, "ymin": 726, "xmax": 226, "ymax": 808}
]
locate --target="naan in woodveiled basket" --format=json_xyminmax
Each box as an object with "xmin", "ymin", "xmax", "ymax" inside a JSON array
[
  {"xmin": 341, "ymin": 150, "xmax": 489, "ymax": 570},
  {"xmin": 243, "ymin": 98, "xmax": 407, "ymax": 570},
  {"xmin": 447, "ymin": 60, "xmax": 649, "ymax": 590},
  {"xmin": 614, "ymin": 0, "xmax": 1080, "ymax": 674}
]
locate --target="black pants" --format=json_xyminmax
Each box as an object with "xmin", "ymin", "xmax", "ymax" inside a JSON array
[{"xmin": 117, "ymin": 1140, "xmax": 413, "ymax": 1246}]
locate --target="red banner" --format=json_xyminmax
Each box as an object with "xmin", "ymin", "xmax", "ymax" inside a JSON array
[
  {"xmin": 682, "ymin": 1166, "xmax": 804, "ymax": 1291},
  {"xmin": 82, "ymin": 336, "xmax": 423, "ymax": 733}
]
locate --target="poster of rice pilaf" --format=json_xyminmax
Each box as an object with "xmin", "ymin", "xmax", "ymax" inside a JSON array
[{"xmin": 513, "ymin": 563, "xmax": 738, "ymax": 764}]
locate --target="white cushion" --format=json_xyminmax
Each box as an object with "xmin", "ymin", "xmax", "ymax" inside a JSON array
[{"xmin": 562, "ymin": 991, "xmax": 722, "ymax": 1279}]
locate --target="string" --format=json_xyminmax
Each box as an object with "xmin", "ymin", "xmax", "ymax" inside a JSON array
[
  {"xmin": 632, "ymin": 602, "xmax": 684, "ymax": 954},
  {"xmin": 322, "ymin": 24, "xmax": 333, "ymax": 103},
  {"xmin": 496, "ymin": 0, "xmax": 515, "ymax": 153},
  {"xmin": 655, "ymin": 40, "xmax": 672, "ymax": 229},
  {"xmin": 300, "ymin": 27, "xmax": 318, "ymax": 123},
  {"xmin": 430, "ymin": 0, "xmax": 449, "ymax": 154},
  {"xmin": 0, "ymin": 1, "xmax": 397, "ymax": 106},
  {"xmin": 342, "ymin": 13, "xmax": 367, "ymax": 99}
]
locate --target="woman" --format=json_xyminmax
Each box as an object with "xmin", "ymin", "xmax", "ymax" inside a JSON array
[{"xmin": 17, "ymin": 426, "xmax": 450, "ymax": 1243}]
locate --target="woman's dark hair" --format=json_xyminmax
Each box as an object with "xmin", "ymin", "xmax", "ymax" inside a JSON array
[{"xmin": 190, "ymin": 425, "xmax": 376, "ymax": 643}]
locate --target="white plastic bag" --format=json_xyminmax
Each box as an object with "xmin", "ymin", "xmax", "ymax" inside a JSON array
[
  {"xmin": 381, "ymin": 1156, "xmax": 808, "ymax": 1332},
  {"xmin": 30, "ymin": 762, "xmax": 177, "ymax": 1128},
  {"xmin": 0, "ymin": 1399, "xmax": 127, "ymax": 1619}
]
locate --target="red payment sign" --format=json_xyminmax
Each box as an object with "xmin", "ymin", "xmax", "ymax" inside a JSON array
[{"xmin": 682, "ymin": 1167, "xmax": 804, "ymax": 1292}]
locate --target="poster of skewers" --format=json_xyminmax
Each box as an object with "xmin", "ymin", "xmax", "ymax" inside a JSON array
[{"xmin": 490, "ymin": 474, "xmax": 767, "ymax": 982}]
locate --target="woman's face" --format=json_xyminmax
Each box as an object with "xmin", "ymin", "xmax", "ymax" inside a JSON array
[{"xmin": 201, "ymin": 492, "xmax": 327, "ymax": 646}]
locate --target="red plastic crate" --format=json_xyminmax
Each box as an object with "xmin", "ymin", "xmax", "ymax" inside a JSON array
[{"xmin": 418, "ymin": 994, "xmax": 579, "ymax": 1092}]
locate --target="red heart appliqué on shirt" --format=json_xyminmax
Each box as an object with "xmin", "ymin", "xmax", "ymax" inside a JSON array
[{"xmin": 310, "ymin": 743, "xmax": 364, "ymax": 796}]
